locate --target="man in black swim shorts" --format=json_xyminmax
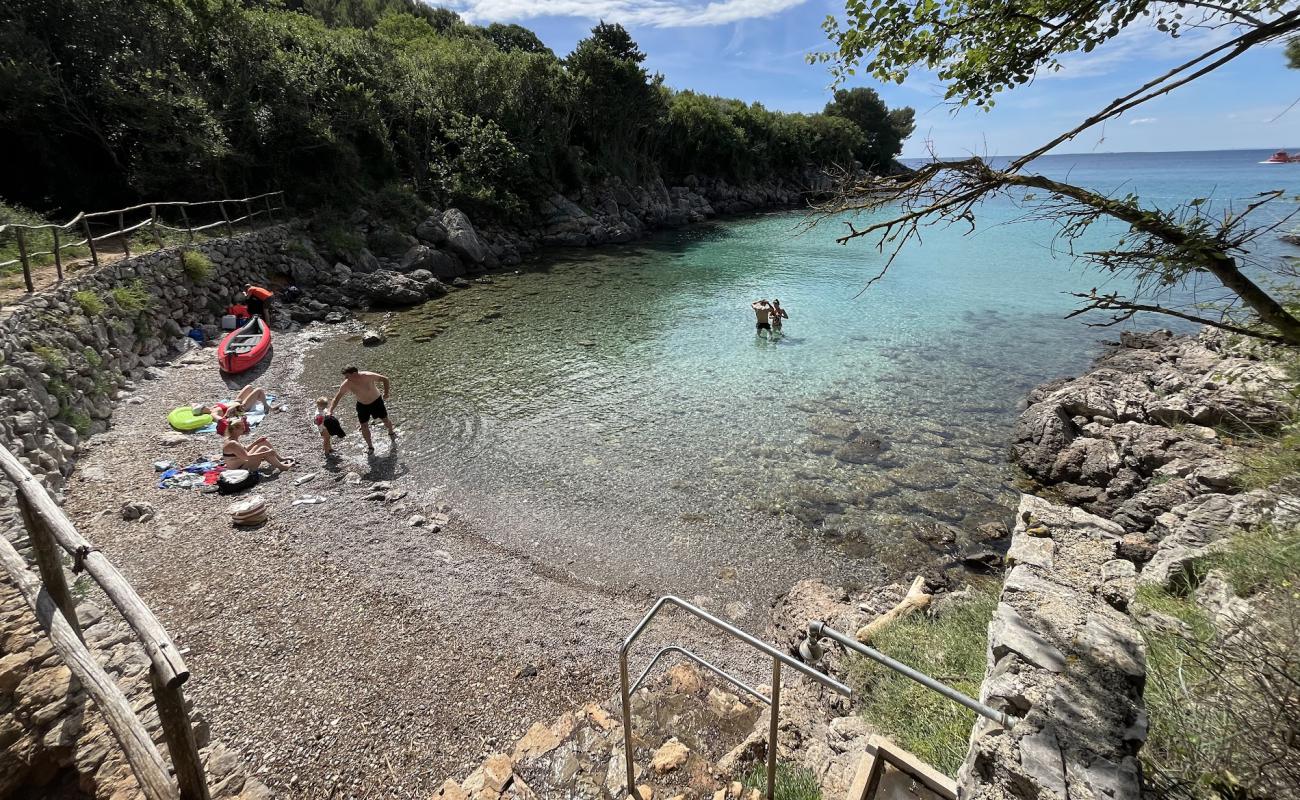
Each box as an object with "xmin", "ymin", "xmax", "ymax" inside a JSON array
[
  {"xmin": 329, "ymin": 365, "xmax": 396, "ymax": 453},
  {"xmin": 751, "ymin": 299, "xmax": 773, "ymax": 336}
]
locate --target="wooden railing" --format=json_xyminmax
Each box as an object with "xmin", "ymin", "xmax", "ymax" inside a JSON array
[
  {"xmin": 0, "ymin": 444, "xmax": 209, "ymax": 800},
  {"xmin": 0, "ymin": 191, "xmax": 285, "ymax": 294}
]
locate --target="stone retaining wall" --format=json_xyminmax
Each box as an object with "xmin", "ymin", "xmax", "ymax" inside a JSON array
[{"xmin": 0, "ymin": 225, "xmax": 301, "ymax": 494}]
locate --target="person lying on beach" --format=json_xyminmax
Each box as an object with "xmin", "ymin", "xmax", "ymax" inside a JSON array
[
  {"xmin": 193, "ymin": 385, "xmax": 279, "ymax": 419},
  {"xmin": 220, "ymin": 416, "xmax": 296, "ymax": 472}
]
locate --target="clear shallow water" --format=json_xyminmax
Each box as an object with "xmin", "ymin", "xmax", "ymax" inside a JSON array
[{"xmin": 305, "ymin": 150, "xmax": 1298, "ymax": 607}]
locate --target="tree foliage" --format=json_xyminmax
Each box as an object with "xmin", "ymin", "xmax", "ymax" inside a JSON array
[
  {"xmin": 813, "ymin": 1, "xmax": 1300, "ymax": 345},
  {"xmin": 0, "ymin": 1, "xmax": 914, "ymax": 220}
]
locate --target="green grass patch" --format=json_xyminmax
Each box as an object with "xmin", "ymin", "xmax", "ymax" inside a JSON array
[
  {"xmin": 318, "ymin": 221, "xmax": 364, "ymax": 257},
  {"xmin": 82, "ymin": 347, "xmax": 102, "ymax": 368},
  {"xmin": 60, "ymin": 410, "xmax": 92, "ymax": 436},
  {"xmin": 32, "ymin": 345, "xmax": 67, "ymax": 371},
  {"xmin": 1137, "ymin": 523, "xmax": 1300, "ymax": 798},
  {"xmin": 741, "ymin": 763, "xmax": 822, "ymax": 800},
  {"xmin": 110, "ymin": 280, "xmax": 154, "ymax": 314},
  {"xmin": 845, "ymin": 584, "xmax": 997, "ymax": 777},
  {"xmin": 73, "ymin": 289, "xmax": 107, "ymax": 316},
  {"xmin": 180, "ymin": 249, "xmax": 213, "ymax": 282}
]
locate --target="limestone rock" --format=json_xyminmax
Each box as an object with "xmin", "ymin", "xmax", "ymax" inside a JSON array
[{"xmin": 650, "ymin": 738, "xmax": 690, "ymax": 774}]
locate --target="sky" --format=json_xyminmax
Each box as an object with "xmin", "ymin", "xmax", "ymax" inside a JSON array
[{"xmin": 439, "ymin": 0, "xmax": 1300, "ymax": 158}]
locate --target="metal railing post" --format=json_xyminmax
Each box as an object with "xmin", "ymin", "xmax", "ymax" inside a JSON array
[
  {"xmin": 52, "ymin": 227, "xmax": 64, "ymax": 281},
  {"xmin": 15, "ymin": 228, "xmax": 33, "ymax": 293},
  {"xmin": 619, "ymin": 649, "xmax": 640, "ymax": 800},
  {"xmin": 766, "ymin": 658, "xmax": 780, "ymax": 800}
]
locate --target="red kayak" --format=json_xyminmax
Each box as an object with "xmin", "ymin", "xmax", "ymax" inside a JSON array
[{"xmin": 217, "ymin": 317, "xmax": 272, "ymax": 374}]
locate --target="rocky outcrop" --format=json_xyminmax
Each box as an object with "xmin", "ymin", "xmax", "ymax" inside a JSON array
[
  {"xmin": 1012, "ymin": 329, "xmax": 1289, "ymax": 530},
  {"xmin": 958, "ymin": 496, "xmax": 1146, "ymax": 800}
]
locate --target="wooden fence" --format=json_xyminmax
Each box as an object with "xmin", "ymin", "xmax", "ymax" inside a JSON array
[
  {"xmin": 0, "ymin": 191, "xmax": 286, "ymax": 294},
  {"xmin": 0, "ymin": 444, "xmax": 210, "ymax": 800}
]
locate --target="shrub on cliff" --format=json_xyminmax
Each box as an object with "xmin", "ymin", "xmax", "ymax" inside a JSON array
[
  {"xmin": 110, "ymin": 281, "xmax": 154, "ymax": 315},
  {"xmin": 180, "ymin": 249, "xmax": 213, "ymax": 283},
  {"xmin": 72, "ymin": 290, "xmax": 106, "ymax": 316}
]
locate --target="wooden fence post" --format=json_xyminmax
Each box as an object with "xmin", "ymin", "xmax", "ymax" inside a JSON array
[
  {"xmin": 82, "ymin": 217, "xmax": 100, "ymax": 268},
  {"xmin": 263, "ymin": 194, "xmax": 276, "ymax": 225},
  {"xmin": 119, "ymin": 211, "xmax": 131, "ymax": 258},
  {"xmin": 219, "ymin": 202, "xmax": 233, "ymax": 237},
  {"xmin": 15, "ymin": 228, "xmax": 33, "ymax": 294},
  {"xmin": 244, "ymin": 199, "xmax": 255, "ymax": 230},
  {"xmin": 150, "ymin": 671, "xmax": 211, "ymax": 800},
  {"xmin": 52, "ymin": 227, "xmax": 64, "ymax": 281},
  {"xmin": 15, "ymin": 491, "xmax": 82, "ymax": 640},
  {"xmin": 179, "ymin": 206, "xmax": 194, "ymax": 244},
  {"xmin": 150, "ymin": 205, "xmax": 164, "ymax": 250}
]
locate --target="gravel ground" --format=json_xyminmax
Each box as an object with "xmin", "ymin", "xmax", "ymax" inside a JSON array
[{"xmin": 60, "ymin": 327, "xmax": 734, "ymax": 798}]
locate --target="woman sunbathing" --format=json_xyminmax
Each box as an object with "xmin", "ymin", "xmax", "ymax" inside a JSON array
[
  {"xmin": 194, "ymin": 385, "xmax": 279, "ymax": 420},
  {"xmin": 220, "ymin": 416, "xmax": 296, "ymax": 472}
]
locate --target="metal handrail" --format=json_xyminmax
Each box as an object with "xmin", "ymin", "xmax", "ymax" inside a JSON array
[
  {"xmin": 619, "ymin": 596, "xmax": 851, "ymax": 800},
  {"xmin": 620, "ymin": 597, "xmax": 1017, "ymax": 800},
  {"xmin": 808, "ymin": 622, "xmax": 1014, "ymax": 729}
]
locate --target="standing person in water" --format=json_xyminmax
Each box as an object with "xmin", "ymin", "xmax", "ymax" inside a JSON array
[
  {"xmin": 770, "ymin": 299, "xmax": 789, "ymax": 333},
  {"xmin": 751, "ymin": 299, "xmax": 773, "ymax": 336},
  {"xmin": 329, "ymin": 366, "xmax": 396, "ymax": 453}
]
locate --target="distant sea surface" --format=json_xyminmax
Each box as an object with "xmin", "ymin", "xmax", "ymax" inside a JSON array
[{"xmin": 304, "ymin": 149, "xmax": 1298, "ymax": 614}]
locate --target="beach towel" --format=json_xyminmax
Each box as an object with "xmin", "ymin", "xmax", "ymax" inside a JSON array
[{"xmin": 158, "ymin": 460, "xmax": 225, "ymax": 490}]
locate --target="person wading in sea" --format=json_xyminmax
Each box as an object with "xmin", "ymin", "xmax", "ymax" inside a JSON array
[
  {"xmin": 770, "ymin": 299, "xmax": 789, "ymax": 334},
  {"xmin": 752, "ymin": 299, "xmax": 773, "ymax": 337},
  {"xmin": 329, "ymin": 366, "xmax": 396, "ymax": 453}
]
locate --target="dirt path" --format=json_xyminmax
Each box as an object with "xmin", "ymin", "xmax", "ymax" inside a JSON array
[{"xmin": 59, "ymin": 327, "xmax": 738, "ymax": 798}]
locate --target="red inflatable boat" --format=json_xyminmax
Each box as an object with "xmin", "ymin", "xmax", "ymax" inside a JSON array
[{"xmin": 217, "ymin": 317, "xmax": 272, "ymax": 374}]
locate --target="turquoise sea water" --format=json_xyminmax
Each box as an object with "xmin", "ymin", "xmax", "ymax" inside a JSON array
[{"xmin": 305, "ymin": 149, "xmax": 1299, "ymax": 606}]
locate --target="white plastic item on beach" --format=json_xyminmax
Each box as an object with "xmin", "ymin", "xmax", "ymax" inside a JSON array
[{"xmin": 294, "ymin": 472, "xmax": 317, "ymax": 486}]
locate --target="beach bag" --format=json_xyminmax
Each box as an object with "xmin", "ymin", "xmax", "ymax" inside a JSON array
[
  {"xmin": 217, "ymin": 468, "xmax": 260, "ymax": 495},
  {"xmin": 323, "ymin": 415, "xmax": 346, "ymax": 438},
  {"xmin": 229, "ymin": 495, "xmax": 268, "ymax": 526}
]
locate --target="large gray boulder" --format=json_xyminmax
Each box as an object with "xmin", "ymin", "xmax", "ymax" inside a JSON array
[
  {"xmin": 441, "ymin": 209, "xmax": 487, "ymax": 265},
  {"xmin": 348, "ymin": 270, "xmax": 426, "ymax": 306},
  {"xmin": 415, "ymin": 215, "xmax": 448, "ymax": 245}
]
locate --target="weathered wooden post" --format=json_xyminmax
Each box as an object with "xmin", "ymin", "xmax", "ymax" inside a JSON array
[
  {"xmin": 150, "ymin": 205, "xmax": 164, "ymax": 250},
  {"xmin": 52, "ymin": 227, "xmax": 64, "ymax": 281},
  {"xmin": 263, "ymin": 194, "xmax": 277, "ymax": 225},
  {"xmin": 119, "ymin": 211, "xmax": 131, "ymax": 258},
  {"xmin": 15, "ymin": 491, "xmax": 82, "ymax": 639},
  {"xmin": 179, "ymin": 206, "xmax": 194, "ymax": 244},
  {"xmin": 219, "ymin": 201, "xmax": 233, "ymax": 237},
  {"xmin": 15, "ymin": 227, "xmax": 33, "ymax": 293},
  {"xmin": 81, "ymin": 216, "xmax": 100, "ymax": 268},
  {"xmin": 245, "ymin": 198, "xmax": 255, "ymax": 230},
  {"xmin": 150, "ymin": 672, "xmax": 211, "ymax": 800}
]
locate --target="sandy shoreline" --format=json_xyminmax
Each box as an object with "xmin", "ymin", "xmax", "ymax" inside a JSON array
[{"xmin": 57, "ymin": 325, "xmax": 731, "ymax": 797}]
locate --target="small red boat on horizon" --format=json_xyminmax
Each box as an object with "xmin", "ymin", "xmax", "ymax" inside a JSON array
[
  {"xmin": 217, "ymin": 317, "xmax": 272, "ymax": 374},
  {"xmin": 1262, "ymin": 149, "xmax": 1300, "ymax": 163}
]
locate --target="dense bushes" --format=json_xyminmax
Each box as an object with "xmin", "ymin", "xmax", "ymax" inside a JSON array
[{"xmin": 0, "ymin": 0, "xmax": 913, "ymax": 220}]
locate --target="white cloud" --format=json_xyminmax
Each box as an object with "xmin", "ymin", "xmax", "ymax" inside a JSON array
[
  {"xmin": 446, "ymin": 0, "xmax": 809, "ymax": 27},
  {"xmin": 1128, "ymin": 116, "xmax": 1158, "ymax": 125}
]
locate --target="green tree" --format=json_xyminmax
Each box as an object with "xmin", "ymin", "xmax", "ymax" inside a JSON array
[
  {"xmin": 814, "ymin": 1, "xmax": 1300, "ymax": 346},
  {"xmin": 565, "ymin": 22, "xmax": 666, "ymax": 175},
  {"xmin": 484, "ymin": 22, "xmax": 554, "ymax": 56},
  {"xmin": 823, "ymin": 87, "xmax": 914, "ymax": 169}
]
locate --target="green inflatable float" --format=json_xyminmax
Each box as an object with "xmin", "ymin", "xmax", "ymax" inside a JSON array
[{"xmin": 167, "ymin": 405, "xmax": 212, "ymax": 432}]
